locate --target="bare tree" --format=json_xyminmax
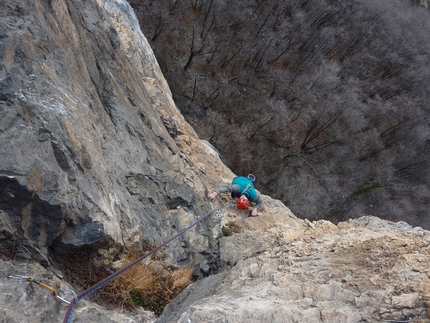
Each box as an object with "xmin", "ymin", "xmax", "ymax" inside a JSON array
[
  {"xmin": 130, "ymin": 0, "xmax": 430, "ymax": 228},
  {"xmin": 184, "ymin": 28, "xmax": 205, "ymax": 70}
]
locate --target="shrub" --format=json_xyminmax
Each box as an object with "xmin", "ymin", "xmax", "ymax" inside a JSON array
[{"xmin": 222, "ymin": 226, "xmax": 232, "ymax": 236}]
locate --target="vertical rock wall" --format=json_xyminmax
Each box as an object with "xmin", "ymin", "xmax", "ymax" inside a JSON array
[{"xmin": 0, "ymin": 0, "xmax": 233, "ymax": 274}]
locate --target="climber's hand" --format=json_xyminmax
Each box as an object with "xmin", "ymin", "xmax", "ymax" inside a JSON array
[{"xmin": 208, "ymin": 192, "xmax": 218, "ymax": 201}]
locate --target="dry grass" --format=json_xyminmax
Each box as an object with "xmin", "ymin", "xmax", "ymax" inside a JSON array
[
  {"xmin": 226, "ymin": 220, "xmax": 241, "ymax": 233},
  {"xmin": 0, "ymin": 243, "xmax": 34, "ymax": 261},
  {"xmin": 54, "ymin": 247, "xmax": 193, "ymax": 315}
]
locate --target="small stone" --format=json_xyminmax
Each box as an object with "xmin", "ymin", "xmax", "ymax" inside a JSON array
[{"xmin": 392, "ymin": 293, "xmax": 420, "ymax": 309}]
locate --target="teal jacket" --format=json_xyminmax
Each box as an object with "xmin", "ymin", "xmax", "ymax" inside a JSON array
[
  {"xmin": 232, "ymin": 176, "xmax": 257, "ymax": 201},
  {"xmin": 215, "ymin": 176, "xmax": 263, "ymax": 209}
]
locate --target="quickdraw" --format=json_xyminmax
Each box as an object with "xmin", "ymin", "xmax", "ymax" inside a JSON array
[{"xmin": 7, "ymin": 275, "xmax": 77, "ymax": 305}]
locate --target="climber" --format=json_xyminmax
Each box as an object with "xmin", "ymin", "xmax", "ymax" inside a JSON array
[{"xmin": 207, "ymin": 174, "xmax": 263, "ymax": 217}]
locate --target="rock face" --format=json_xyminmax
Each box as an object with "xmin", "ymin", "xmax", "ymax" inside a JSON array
[
  {"xmin": 159, "ymin": 215, "xmax": 430, "ymax": 323},
  {"xmin": 0, "ymin": 0, "xmax": 231, "ymax": 274},
  {"xmin": 0, "ymin": 258, "xmax": 157, "ymax": 323},
  {"xmin": 1, "ymin": 1, "xmax": 430, "ymax": 323}
]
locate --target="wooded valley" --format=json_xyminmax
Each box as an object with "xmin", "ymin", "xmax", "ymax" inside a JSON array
[{"xmin": 130, "ymin": 0, "xmax": 430, "ymax": 228}]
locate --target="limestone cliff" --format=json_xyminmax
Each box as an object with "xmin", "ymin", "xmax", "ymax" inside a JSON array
[
  {"xmin": 1, "ymin": 0, "xmax": 429, "ymax": 323},
  {"xmin": 0, "ymin": 0, "xmax": 231, "ymax": 273}
]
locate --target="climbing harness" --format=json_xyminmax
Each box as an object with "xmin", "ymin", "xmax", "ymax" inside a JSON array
[
  {"xmin": 62, "ymin": 198, "xmax": 234, "ymax": 323},
  {"xmin": 7, "ymin": 275, "xmax": 77, "ymax": 305}
]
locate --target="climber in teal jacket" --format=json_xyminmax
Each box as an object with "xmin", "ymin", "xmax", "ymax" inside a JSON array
[{"xmin": 208, "ymin": 175, "xmax": 263, "ymax": 217}]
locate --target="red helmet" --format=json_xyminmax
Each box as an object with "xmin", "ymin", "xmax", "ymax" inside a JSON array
[{"xmin": 237, "ymin": 196, "xmax": 249, "ymax": 210}]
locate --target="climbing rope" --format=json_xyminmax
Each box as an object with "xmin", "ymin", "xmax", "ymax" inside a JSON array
[
  {"xmin": 7, "ymin": 275, "xmax": 77, "ymax": 304},
  {"xmin": 62, "ymin": 198, "xmax": 234, "ymax": 323}
]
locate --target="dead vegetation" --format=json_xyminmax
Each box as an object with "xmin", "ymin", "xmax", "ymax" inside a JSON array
[
  {"xmin": 225, "ymin": 220, "xmax": 242, "ymax": 234},
  {"xmin": 54, "ymin": 247, "xmax": 193, "ymax": 315},
  {"xmin": 0, "ymin": 243, "xmax": 35, "ymax": 262}
]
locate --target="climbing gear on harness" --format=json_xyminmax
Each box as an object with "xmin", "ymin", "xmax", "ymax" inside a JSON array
[
  {"xmin": 237, "ymin": 196, "xmax": 249, "ymax": 210},
  {"xmin": 7, "ymin": 275, "xmax": 77, "ymax": 305},
  {"xmin": 247, "ymin": 174, "xmax": 256, "ymax": 181},
  {"xmin": 62, "ymin": 198, "xmax": 234, "ymax": 323}
]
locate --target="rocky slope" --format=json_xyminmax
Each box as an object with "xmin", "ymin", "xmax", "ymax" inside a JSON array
[
  {"xmin": 1, "ymin": 0, "xmax": 429, "ymax": 323},
  {"xmin": 160, "ymin": 215, "xmax": 430, "ymax": 322}
]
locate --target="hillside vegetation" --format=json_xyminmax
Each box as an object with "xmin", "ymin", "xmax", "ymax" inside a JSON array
[{"xmin": 130, "ymin": 0, "xmax": 430, "ymax": 228}]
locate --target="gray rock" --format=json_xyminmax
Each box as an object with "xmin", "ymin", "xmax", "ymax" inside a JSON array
[
  {"xmin": 0, "ymin": 259, "xmax": 156, "ymax": 323},
  {"xmin": 0, "ymin": 0, "xmax": 225, "ymax": 276}
]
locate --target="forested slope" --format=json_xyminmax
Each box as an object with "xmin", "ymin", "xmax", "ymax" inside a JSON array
[{"xmin": 130, "ymin": 0, "xmax": 430, "ymax": 228}]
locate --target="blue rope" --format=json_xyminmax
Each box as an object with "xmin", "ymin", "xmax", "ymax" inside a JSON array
[{"xmin": 62, "ymin": 199, "xmax": 233, "ymax": 323}]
